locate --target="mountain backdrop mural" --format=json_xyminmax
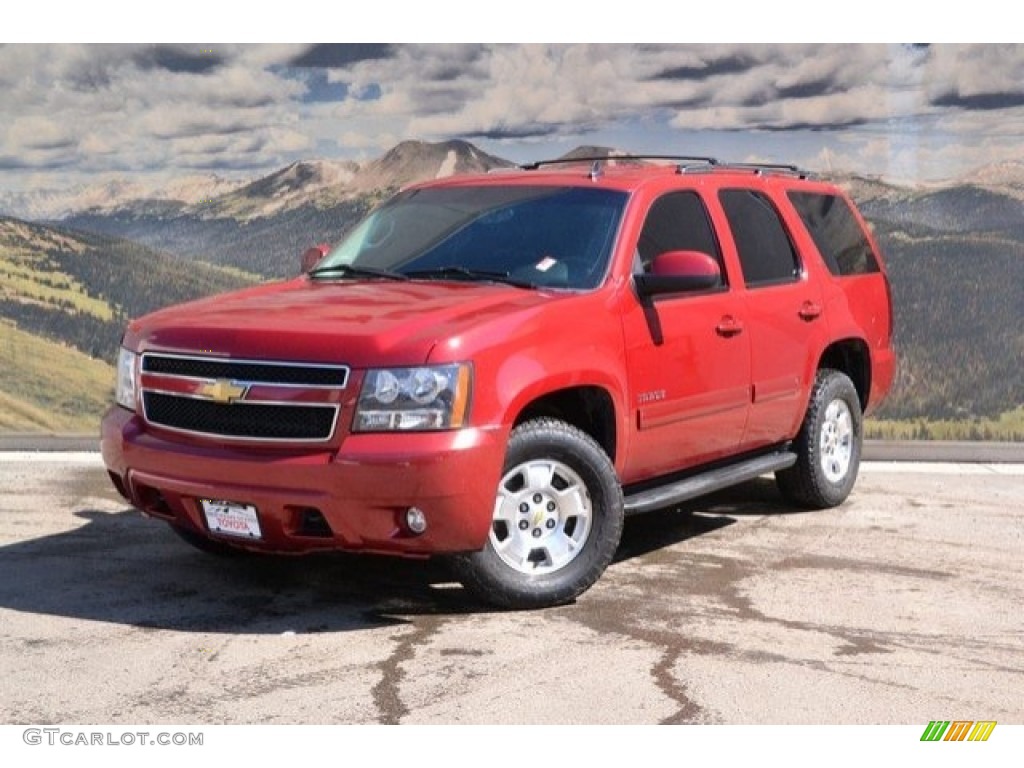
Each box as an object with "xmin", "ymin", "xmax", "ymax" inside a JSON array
[
  {"xmin": 1, "ymin": 139, "xmax": 1022, "ymax": 436},
  {"xmin": 1, "ymin": 44, "xmax": 1023, "ymax": 438}
]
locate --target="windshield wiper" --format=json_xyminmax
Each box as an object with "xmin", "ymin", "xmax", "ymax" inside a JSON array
[
  {"xmin": 308, "ymin": 264, "xmax": 409, "ymax": 281},
  {"xmin": 404, "ymin": 266, "xmax": 537, "ymax": 289}
]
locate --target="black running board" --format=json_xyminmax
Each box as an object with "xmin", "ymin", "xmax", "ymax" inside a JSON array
[{"xmin": 623, "ymin": 451, "xmax": 797, "ymax": 515}]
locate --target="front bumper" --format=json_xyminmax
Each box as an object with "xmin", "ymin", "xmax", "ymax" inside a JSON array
[{"xmin": 101, "ymin": 407, "xmax": 506, "ymax": 556}]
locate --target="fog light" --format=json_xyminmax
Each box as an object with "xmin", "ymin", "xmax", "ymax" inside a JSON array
[{"xmin": 405, "ymin": 507, "xmax": 428, "ymax": 534}]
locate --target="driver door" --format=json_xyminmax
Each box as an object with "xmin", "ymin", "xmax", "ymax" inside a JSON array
[{"xmin": 621, "ymin": 190, "xmax": 751, "ymax": 482}]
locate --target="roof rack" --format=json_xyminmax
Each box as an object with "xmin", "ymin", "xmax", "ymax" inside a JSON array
[
  {"xmin": 519, "ymin": 154, "xmax": 719, "ymax": 171},
  {"xmin": 513, "ymin": 155, "xmax": 814, "ymax": 180}
]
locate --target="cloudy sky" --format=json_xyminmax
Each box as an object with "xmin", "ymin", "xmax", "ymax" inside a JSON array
[{"xmin": 2, "ymin": 42, "xmax": 1024, "ymax": 194}]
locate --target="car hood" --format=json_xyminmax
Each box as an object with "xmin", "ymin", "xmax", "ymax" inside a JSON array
[{"xmin": 125, "ymin": 277, "xmax": 562, "ymax": 367}]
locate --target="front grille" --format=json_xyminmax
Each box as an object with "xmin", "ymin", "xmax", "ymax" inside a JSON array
[
  {"xmin": 139, "ymin": 352, "xmax": 347, "ymax": 443},
  {"xmin": 143, "ymin": 392, "xmax": 338, "ymax": 441},
  {"xmin": 142, "ymin": 354, "xmax": 349, "ymax": 387}
]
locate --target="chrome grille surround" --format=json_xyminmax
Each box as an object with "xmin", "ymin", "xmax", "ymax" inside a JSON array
[{"xmin": 139, "ymin": 353, "xmax": 349, "ymax": 443}]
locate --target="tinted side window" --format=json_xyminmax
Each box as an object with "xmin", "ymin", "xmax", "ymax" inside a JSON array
[
  {"xmin": 788, "ymin": 191, "xmax": 880, "ymax": 276},
  {"xmin": 636, "ymin": 191, "xmax": 723, "ymax": 278},
  {"xmin": 719, "ymin": 189, "xmax": 800, "ymax": 287}
]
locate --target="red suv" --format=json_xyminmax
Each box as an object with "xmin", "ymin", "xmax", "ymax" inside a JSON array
[{"xmin": 101, "ymin": 156, "xmax": 895, "ymax": 609}]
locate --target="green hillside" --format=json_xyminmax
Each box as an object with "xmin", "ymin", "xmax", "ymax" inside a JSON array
[
  {"xmin": 867, "ymin": 220, "xmax": 1023, "ymax": 423},
  {"xmin": 865, "ymin": 406, "xmax": 1024, "ymax": 442},
  {"xmin": 0, "ymin": 320, "xmax": 114, "ymax": 432},
  {"xmin": 0, "ymin": 216, "xmax": 257, "ymax": 359},
  {"xmin": 0, "ymin": 216, "xmax": 258, "ymax": 432}
]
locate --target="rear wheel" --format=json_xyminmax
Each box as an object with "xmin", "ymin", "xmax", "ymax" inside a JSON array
[
  {"xmin": 776, "ymin": 369, "xmax": 863, "ymax": 509},
  {"xmin": 451, "ymin": 418, "xmax": 624, "ymax": 609}
]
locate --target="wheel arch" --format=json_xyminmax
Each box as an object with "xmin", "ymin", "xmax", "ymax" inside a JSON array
[
  {"xmin": 817, "ymin": 338, "xmax": 871, "ymax": 411},
  {"xmin": 512, "ymin": 385, "xmax": 619, "ymax": 466}
]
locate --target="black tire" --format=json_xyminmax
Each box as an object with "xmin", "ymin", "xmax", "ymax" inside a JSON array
[
  {"xmin": 170, "ymin": 523, "xmax": 250, "ymax": 557},
  {"xmin": 776, "ymin": 368, "xmax": 863, "ymax": 509},
  {"xmin": 450, "ymin": 418, "xmax": 624, "ymax": 609}
]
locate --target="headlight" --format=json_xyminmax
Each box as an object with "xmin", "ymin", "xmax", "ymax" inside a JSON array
[
  {"xmin": 354, "ymin": 364, "xmax": 471, "ymax": 432},
  {"xmin": 115, "ymin": 348, "xmax": 139, "ymax": 410}
]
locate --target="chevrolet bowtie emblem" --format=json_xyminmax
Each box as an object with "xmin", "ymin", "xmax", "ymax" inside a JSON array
[{"xmin": 197, "ymin": 379, "xmax": 248, "ymax": 404}]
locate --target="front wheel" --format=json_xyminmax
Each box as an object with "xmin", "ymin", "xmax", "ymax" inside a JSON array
[
  {"xmin": 450, "ymin": 418, "xmax": 624, "ymax": 609},
  {"xmin": 776, "ymin": 368, "xmax": 863, "ymax": 509}
]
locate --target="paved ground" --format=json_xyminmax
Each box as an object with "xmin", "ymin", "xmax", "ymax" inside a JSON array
[{"xmin": 0, "ymin": 454, "xmax": 1021, "ymax": 724}]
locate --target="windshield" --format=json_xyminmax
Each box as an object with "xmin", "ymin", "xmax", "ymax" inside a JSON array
[{"xmin": 317, "ymin": 185, "xmax": 627, "ymax": 290}]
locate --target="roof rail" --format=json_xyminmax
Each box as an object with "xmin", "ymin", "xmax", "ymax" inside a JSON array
[
  {"xmin": 519, "ymin": 154, "xmax": 719, "ymax": 171},
  {"xmin": 688, "ymin": 162, "xmax": 814, "ymax": 179},
  {"xmin": 512, "ymin": 155, "xmax": 813, "ymax": 180}
]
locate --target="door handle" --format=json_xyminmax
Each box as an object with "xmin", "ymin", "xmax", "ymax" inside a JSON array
[
  {"xmin": 715, "ymin": 316, "xmax": 744, "ymax": 337},
  {"xmin": 798, "ymin": 301, "xmax": 823, "ymax": 321}
]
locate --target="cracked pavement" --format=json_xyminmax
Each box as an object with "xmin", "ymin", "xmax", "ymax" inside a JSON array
[{"xmin": 1, "ymin": 455, "xmax": 1021, "ymax": 724}]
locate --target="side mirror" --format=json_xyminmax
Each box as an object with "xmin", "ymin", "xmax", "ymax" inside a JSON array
[
  {"xmin": 301, "ymin": 244, "xmax": 330, "ymax": 274},
  {"xmin": 634, "ymin": 250, "xmax": 721, "ymax": 298}
]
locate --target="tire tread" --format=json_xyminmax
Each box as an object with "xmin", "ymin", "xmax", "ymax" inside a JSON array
[
  {"xmin": 776, "ymin": 368, "xmax": 863, "ymax": 509},
  {"xmin": 450, "ymin": 418, "xmax": 623, "ymax": 609}
]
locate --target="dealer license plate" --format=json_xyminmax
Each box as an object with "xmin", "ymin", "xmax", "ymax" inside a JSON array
[{"xmin": 200, "ymin": 499, "xmax": 262, "ymax": 540}]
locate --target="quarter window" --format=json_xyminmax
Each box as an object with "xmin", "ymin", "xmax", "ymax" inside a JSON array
[
  {"xmin": 719, "ymin": 189, "xmax": 800, "ymax": 287},
  {"xmin": 788, "ymin": 191, "xmax": 880, "ymax": 276}
]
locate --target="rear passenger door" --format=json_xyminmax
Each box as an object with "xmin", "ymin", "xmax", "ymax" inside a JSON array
[{"xmin": 718, "ymin": 188, "xmax": 828, "ymax": 448}]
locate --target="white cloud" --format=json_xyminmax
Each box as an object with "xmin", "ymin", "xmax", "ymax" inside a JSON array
[
  {"xmin": 6, "ymin": 116, "xmax": 77, "ymax": 151},
  {"xmin": 924, "ymin": 44, "xmax": 1024, "ymax": 101},
  {"xmin": 1, "ymin": 43, "xmax": 1024, "ymax": 191}
]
